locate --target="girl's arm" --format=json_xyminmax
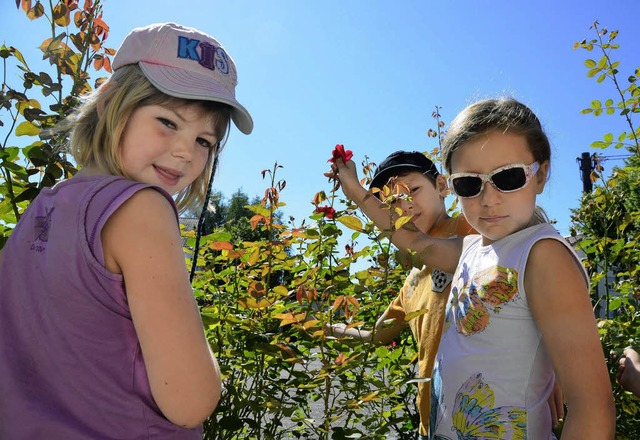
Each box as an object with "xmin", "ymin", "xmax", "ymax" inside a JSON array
[
  {"xmin": 102, "ymin": 189, "xmax": 221, "ymax": 429},
  {"xmin": 526, "ymin": 239, "xmax": 615, "ymax": 439},
  {"xmin": 334, "ymin": 158, "xmax": 462, "ymax": 273}
]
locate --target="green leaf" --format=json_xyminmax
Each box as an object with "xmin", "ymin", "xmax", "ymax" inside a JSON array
[
  {"xmin": 584, "ymin": 59, "xmax": 597, "ymax": 68},
  {"xmin": 604, "ymin": 133, "xmax": 614, "ymax": 143},
  {"xmin": 597, "ymin": 56, "xmax": 607, "ymax": 69},
  {"xmin": 591, "ymin": 100, "xmax": 602, "ymax": 109},
  {"xmin": 204, "ymin": 230, "xmax": 233, "ymax": 242},
  {"xmin": 15, "ymin": 120, "xmax": 40, "ymax": 136},
  {"xmin": 597, "ymin": 73, "xmax": 607, "ymax": 83}
]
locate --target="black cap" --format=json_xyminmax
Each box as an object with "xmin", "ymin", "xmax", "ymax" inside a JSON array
[{"xmin": 369, "ymin": 151, "xmax": 440, "ymax": 190}]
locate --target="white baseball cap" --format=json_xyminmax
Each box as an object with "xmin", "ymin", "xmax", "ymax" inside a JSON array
[{"xmin": 112, "ymin": 22, "xmax": 253, "ymax": 134}]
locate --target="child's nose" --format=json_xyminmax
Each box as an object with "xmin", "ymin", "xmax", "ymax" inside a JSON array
[
  {"xmin": 172, "ymin": 138, "xmax": 194, "ymax": 161},
  {"xmin": 397, "ymin": 199, "xmax": 413, "ymax": 214},
  {"xmin": 479, "ymin": 181, "xmax": 501, "ymax": 206}
]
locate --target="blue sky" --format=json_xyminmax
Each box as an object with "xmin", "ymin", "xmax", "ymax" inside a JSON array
[{"xmin": 2, "ymin": 1, "xmax": 639, "ymax": 237}]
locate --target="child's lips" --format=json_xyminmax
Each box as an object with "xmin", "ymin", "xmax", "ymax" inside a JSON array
[
  {"xmin": 154, "ymin": 165, "xmax": 182, "ymax": 186},
  {"xmin": 481, "ymin": 215, "xmax": 507, "ymax": 223}
]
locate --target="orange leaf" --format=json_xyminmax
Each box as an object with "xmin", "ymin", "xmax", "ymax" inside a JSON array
[
  {"xmin": 93, "ymin": 55, "xmax": 103, "ymax": 70},
  {"xmin": 331, "ymin": 295, "xmax": 345, "ymax": 312},
  {"xmin": 93, "ymin": 17, "xmax": 109, "ymax": 35},
  {"xmin": 102, "ymin": 56, "xmax": 112, "ymax": 73},
  {"xmin": 226, "ymin": 250, "xmax": 245, "ymax": 259},
  {"xmin": 73, "ymin": 9, "xmax": 84, "ymax": 27},
  {"xmin": 274, "ymin": 312, "xmax": 306, "ymax": 326},
  {"xmin": 209, "ymin": 241, "xmax": 233, "ymax": 251},
  {"xmin": 21, "ymin": 0, "xmax": 31, "ymax": 14},
  {"xmin": 335, "ymin": 352, "xmax": 348, "ymax": 366},
  {"xmin": 250, "ymin": 214, "xmax": 264, "ymax": 230}
]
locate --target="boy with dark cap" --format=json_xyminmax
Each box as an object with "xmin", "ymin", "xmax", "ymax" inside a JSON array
[{"xmin": 327, "ymin": 150, "xmax": 474, "ymax": 438}]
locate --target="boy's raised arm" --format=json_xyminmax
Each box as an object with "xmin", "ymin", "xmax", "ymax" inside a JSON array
[{"xmin": 333, "ymin": 157, "xmax": 463, "ymax": 274}]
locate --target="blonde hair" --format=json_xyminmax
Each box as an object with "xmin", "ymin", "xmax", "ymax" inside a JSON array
[
  {"xmin": 68, "ymin": 64, "xmax": 231, "ymax": 212},
  {"xmin": 442, "ymin": 97, "xmax": 550, "ymax": 224}
]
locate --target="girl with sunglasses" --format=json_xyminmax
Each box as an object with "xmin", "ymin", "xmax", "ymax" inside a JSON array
[{"xmin": 332, "ymin": 97, "xmax": 614, "ymax": 439}]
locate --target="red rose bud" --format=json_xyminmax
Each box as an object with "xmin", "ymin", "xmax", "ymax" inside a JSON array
[{"xmin": 328, "ymin": 144, "xmax": 353, "ymax": 163}]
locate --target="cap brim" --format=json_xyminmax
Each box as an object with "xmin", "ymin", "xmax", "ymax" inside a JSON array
[
  {"xmin": 370, "ymin": 164, "xmax": 426, "ymax": 189},
  {"xmin": 139, "ymin": 62, "xmax": 254, "ymax": 134}
]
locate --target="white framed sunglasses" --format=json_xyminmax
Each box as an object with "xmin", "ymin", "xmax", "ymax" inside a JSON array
[{"xmin": 448, "ymin": 162, "xmax": 540, "ymax": 199}]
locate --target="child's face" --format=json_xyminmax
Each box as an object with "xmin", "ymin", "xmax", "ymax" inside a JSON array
[
  {"xmin": 450, "ymin": 130, "xmax": 548, "ymax": 245},
  {"xmin": 119, "ymin": 102, "xmax": 217, "ymax": 195},
  {"xmin": 390, "ymin": 171, "xmax": 447, "ymax": 235}
]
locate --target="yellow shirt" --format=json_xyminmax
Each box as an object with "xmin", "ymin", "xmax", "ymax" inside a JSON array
[{"xmin": 383, "ymin": 215, "xmax": 475, "ymax": 435}]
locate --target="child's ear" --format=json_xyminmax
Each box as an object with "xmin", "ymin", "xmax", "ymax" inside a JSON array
[
  {"xmin": 535, "ymin": 161, "xmax": 550, "ymax": 194},
  {"xmin": 435, "ymin": 174, "xmax": 450, "ymax": 197}
]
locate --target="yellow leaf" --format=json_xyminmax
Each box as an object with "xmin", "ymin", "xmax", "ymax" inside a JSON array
[
  {"xmin": 395, "ymin": 214, "xmax": 413, "ymax": 231},
  {"xmin": 15, "ymin": 120, "xmax": 40, "ymax": 136},
  {"xmin": 247, "ymin": 247, "xmax": 260, "ymax": 265},
  {"xmin": 337, "ymin": 215, "xmax": 363, "ymax": 232},
  {"xmin": 302, "ymin": 319, "xmax": 319, "ymax": 330},
  {"xmin": 272, "ymin": 285, "xmax": 289, "ymax": 297},
  {"xmin": 405, "ymin": 309, "xmax": 428, "ymax": 321},
  {"xmin": 238, "ymin": 297, "xmax": 259, "ymax": 309},
  {"xmin": 360, "ymin": 391, "xmax": 379, "ymax": 402},
  {"xmin": 256, "ymin": 297, "xmax": 276, "ymax": 309},
  {"xmin": 26, "ymin": 2, "xmax": 44, "ymax": 20},
  {"xmin": 52, "ymin": 3, "xmax": 70, "ymax": 26}
]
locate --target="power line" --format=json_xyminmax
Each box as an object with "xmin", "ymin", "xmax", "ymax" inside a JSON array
[{"xmin": 576, "ymin": 151, "xmax": 634, "ymax": 193}]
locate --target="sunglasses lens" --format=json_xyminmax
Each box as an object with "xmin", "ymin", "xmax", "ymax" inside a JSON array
[
  {"xmin": 492, "ymin": 167, "xmax": 527, "ymax": 191},
  {"xmin": 452, "ymin": 176, "xmax": 483, "ymax": 198}
]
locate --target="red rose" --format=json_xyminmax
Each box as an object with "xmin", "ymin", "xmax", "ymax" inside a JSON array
[
  {"xmin": 315, "ymin": 206, "xmax": 336, "ymax": 219},
  {"xmin": 328, "ymin": 144, "xmax": 353, "ymax": 163}
]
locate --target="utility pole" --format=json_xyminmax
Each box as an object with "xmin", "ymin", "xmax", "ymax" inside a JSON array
[{"xmin": 577, "ymin": 152, "xmax": 594, "ymax": 193}]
